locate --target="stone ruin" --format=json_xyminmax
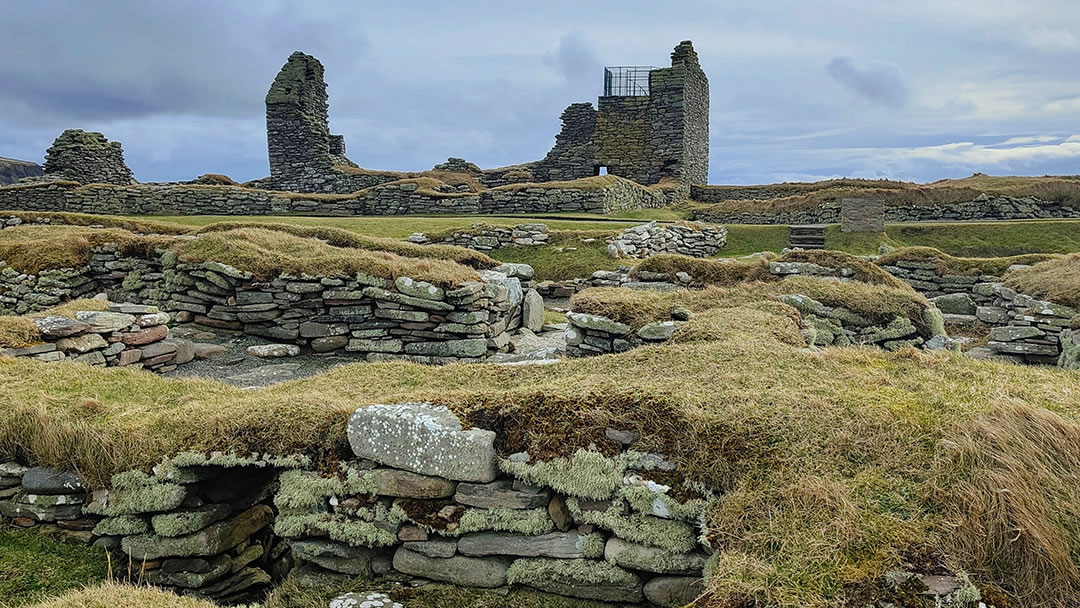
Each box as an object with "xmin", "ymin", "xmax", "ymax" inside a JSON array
[
  {"xmin": 527, "ymin": 41, "xmax": 710, "ymax": 189},
  {"xmin": 264, "ymin": 41, "xmax": 709, "ymax": 194},
  {"xmin": 266, "ymin": 51, "xmax": 355, "ymax": 191},
  {"xmin": 43, "ymin": 129, "xmax": 134, "ymax": 185}
]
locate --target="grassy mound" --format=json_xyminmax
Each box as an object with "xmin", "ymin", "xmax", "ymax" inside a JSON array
[
  {"xmin": 4, "ymin": 278, "xmax": 1080, "ymax": 605},
  {"xmin": 0, "ymin": 223, "xmax": 495, "ymax": 287},
  {"xmin": 0, "ymin": 299, "xmax": 110, "ymax": 349},
  {"xmin": 1004, "ymin": 254, "xmax": 1080, "ymax": 309},
  {"xmin": 877, "ymin": 246, "xmax": 1062, "ymax": 276}
]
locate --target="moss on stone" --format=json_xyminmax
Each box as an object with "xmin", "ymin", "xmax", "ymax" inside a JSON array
[
  {"xmin": 620, "ymin": 483, "xmax": 708, "ymax": 523},
  {"xmin": 567, "ymin": 498, "xmax": 697, "ymax": 553},
  {"xmin": 92, "ymin": 515, "xmax": 149, "ymax": 536},
  {"xmin": 452, "ymin": 508, "xmax": 555, "ymax": 536},
  {"xmin": 273, "ymin": 511, "xmax": 399, "ymax": 548},
  {"xmin": 500, "ymin": 450, "xmax": 627, "ymax": 500},
  {"xmin": 102, "ymin": 481, "xmax": 187, "ymax": 516},
  {"xmin": 274, "ymin": 467, "xmax": 377, "ymax": 513},
  {"xmin": 581, "ymin": 533, "xmax": 606, "ymax": 559},
  {"xmin": 507, "ymin": 557, "xmax": 638, "ymax": 587}
]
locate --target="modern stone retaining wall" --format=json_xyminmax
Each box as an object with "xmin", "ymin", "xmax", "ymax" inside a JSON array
[
  {"xmin": 0, "ymin": 302, "xmax": 194, "ymax": 372},
  {"xmin": 0, "ymin": 175, "xmax": 670, "ymax": 217},
  {"xmin": 409, "ymin": 223, "xmax": 550, "ymax": 250},
  {"xmin": 1, "ymin": 402, "xmax": 709, "ymax": 606},
  {"xmin": 692, "ymin": 195, "xmax": 1080, "ymax": 225},
  {"xmin": 607, "ymin": 221, "xmax": 726, "ymax": 259},
  {"xmin": 0, "ymin": 245, "xmax": 537, "ymax": 364}
]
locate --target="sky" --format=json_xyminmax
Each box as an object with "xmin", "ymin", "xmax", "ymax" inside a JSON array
[{"xmin": 1, "ymin": 0, "xmax": 1079, "ymax": 185}]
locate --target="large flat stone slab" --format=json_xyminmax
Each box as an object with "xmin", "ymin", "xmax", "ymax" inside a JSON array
[
  {"xmin": 391, "ymin": 546, "xmax": 508, "ymax": 588},
  {"xmin": 121, "ymin": 505, "xmax": 272, "ymax": 560},
  {"xmin": 458, "ymin": 531, "xmax": 593, "ymax": 559},
  {"xmin": 348, "ymin": 403, "xmax": 498, "ymax": 482}
]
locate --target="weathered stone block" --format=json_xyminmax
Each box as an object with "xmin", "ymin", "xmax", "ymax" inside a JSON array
[
  {"xmin": 348, "ymin": 403, "xmax": 498, "ymax": 482},
  {"xmin": 391, "ymin": 547, "xmax": 508, "ymax": 588}
]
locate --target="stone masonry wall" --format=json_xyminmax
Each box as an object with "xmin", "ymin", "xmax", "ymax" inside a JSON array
[
  {"xmin": 0, "ymin": 402, "xmax": 709, "ymax": 607},
  {"xmin": 693, "ymin": 195, "xmax": 1080, "ymax": 225},
  {"xmin": 0, "ymin": 239, "xmax": 536, "ymax": 364},
  {"xmin": 43, "ymin": 130, "xmax": 134, "ymax": 185},
  {"xmin": 606, "ymin": 221, "xmax": 727, "ymax": 259},
  {"xmin": 530, "ymin": 103, "xmax": 600, "ymax": 182},
  {"xmin": 840, "ymin": 198, "xmax": 884, "ymax": 232},
  {"xmin": 0, "ymin": 176, "xmax": 668, "ymax": 217},
  {"xmin": 0, "ymin": 301, "xmax": 194, "ymax": 373},
  {"xmin": 409, "ymin": 223, "xmax": 550, "ymax": 251}
]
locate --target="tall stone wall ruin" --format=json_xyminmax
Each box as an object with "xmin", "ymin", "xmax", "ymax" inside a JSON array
[{"xmin": 43, "ymin": 129, "xmax": 134, "ymax": 185}]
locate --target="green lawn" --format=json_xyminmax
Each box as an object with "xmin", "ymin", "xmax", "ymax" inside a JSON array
[
  {"xmin": 135, "ymin": 214, "xmax": 643, "ymax": 239},
  {"xmin": 825, "ymin": 219, "xmax": 1080, "ymax": 256},
  {"xmin": 0, "ymin": 528, "xmax": 110, "ymax": 606}
]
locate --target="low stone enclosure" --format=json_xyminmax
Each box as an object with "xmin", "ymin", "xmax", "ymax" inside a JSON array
[
  {"xmin": 692, "ymin": 191, "xmax": 1080, "ymax": 224},
  {"xmin": 0, "ymin": 223, "xmax": 542, "ymax": 364},
  {"xmin": 0, "ymin": 174, "xmax": 671, "ymax": 217},
  {"xmin": 556, "ymin": 250, "xmax": 1080, "ymax": 369},
  {"xmin": 1, "ymin": 403, "xmax": 711, "ymax": 606},
  {"xmin": 411, "ymin": 220, "xmax": 727, "ymax": 260},
  {"xmin": 0, "ymin": 301, "xmax": 196, "ymax": 372}
]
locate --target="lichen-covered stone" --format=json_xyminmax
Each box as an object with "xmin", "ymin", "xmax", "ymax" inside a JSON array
[
  {"xmin": 603, "ymin": 537, "xmax": 707, "ymax": 574},
  {"xmin": 291, "ymin": 538, "xmax": 372, "ymax": 576},
  {"xmin": 348, "ymin": 403, "xmax": 498, "ymax": 482},
  {"xmin": 458, "ymin": 531, "xmax": 599, "ymax": 559},
  {"xmin": 506, "ymin": 557, "xmax": 643, "ymax": 602},
  {"xmin": 151, "ymin": 503, "xmax": 232, "ymax": 537},
  {"xmin": 121, "ymin": 505, "xmax": 273, "ymax": 560}
]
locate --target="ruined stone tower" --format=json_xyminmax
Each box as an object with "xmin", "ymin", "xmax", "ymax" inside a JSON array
[
  {"xmin": 530, "ymin": 41, "xmax": 709, "ymax": 188},
  {"xmin": 595, "ymin": 41, "xmax": 709, "ymax": 187},
  {"xmin": 43, "ymin": 129, "xmax": 134, "ymax": 185},
  {"xmin": 266, "ymin": 52, "xmax": 345, "ymax": 191}
]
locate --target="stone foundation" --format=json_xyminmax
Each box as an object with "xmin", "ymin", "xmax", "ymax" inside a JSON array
[
  {"xmin": 692, "ymin": 194, "xmax": 1080, "ymax": 225},
  {"xmin": 1, "ymin": 403, "xmax": 711, "ymax": 606},
  {"xmin": 0, "ymin": 302, "xmax": 193, "ymax": 372},
  {"xmin": 606, "ymin": 221, "xmax": 726, "ymax": 259},
  {"xmin": 409, "ymin": 223, "xmax": 550, "ymax": 250},
  {"xmin": 0, "ymin": 240, "xmax": 535, "ymax": 365},
  {"xmin": 0, "ymin": 175, "xmax": 669, "ymax": 217}
]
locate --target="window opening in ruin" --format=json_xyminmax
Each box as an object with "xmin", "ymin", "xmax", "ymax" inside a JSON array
[
  {"xmin": 596, "ymin": 165, "xmax": 608, "ymax": 175},
  {"xmin": 603, "ymin": 66, "xmax": 657, "ymax": 97}
]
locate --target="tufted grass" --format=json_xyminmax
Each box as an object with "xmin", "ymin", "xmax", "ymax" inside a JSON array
[
  {"xmin": 0, "ymin": 223, "xmax": 492, "ymax": 286},
  {"xmin": 1003, "ymin": 254, "xmax": 1080, "ymax": 309},
  {"xmin": 876, "ymin": 246, "xmax": 1062, "ymax": 276},
  {"xmin": 5, "ymin": 275, "xmax": 1080, "ymax": 606}
]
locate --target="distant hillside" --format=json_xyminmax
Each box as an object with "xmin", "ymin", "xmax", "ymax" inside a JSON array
[{"xmin": 0, "ymin": 157, "xmax": 43, "ymax": 185}]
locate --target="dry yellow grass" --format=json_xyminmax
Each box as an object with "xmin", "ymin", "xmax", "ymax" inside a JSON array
[
  {"xmin": 877, "ymin": 246, "xmax": 1062, "ymax": 276},
  {"xmin": 1003, "ymin": 254, "xmax": 1080, "ymax": 309},
  {"xmin": 23, "ymin": 583, "xmax": 218, "ymax": 608},
  {"xmin": 2, "ymin": 291, "xmax": 1080, "ymax": 606},
  {"xmin": 0, "ymin": 223, "xmax": 495, "ymax": 286}
]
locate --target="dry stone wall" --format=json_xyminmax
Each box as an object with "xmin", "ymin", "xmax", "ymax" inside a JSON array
[
  {"xmin": 0, "ymin": 238, "xmax": 534, "ymax": 364},
  {"xmin": 607, "ymin": 221, "xmax": 726, "ymax": 259},
  {"xmin": 1, "ymin": 403, "xmax": 709, "ymax": 606},
  {"xmin": 0, "ymin": 302, "xmax": 194, "ymax": 372},
  {"xmin": 981, "ymin": 285, "xmax": 1077, "ymax": 365},
  {"xmin": 693, "ymin": 194, "xmax": 1080, "ymax": 225},
  {"xmin": 409, "ymin": 223, "xmax": 550, "ymax": 251},
  {"xmin": 43, "ymin": 129, "xmax": 134, "ymax": 185},
  {"xmin": 0, "ymin": 176, "xmax": 669, "ymax": 216}
]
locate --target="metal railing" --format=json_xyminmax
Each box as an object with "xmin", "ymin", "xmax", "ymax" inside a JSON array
[{"xmin": 603, "ymin": 66, "xmax": 657, "ymax": 97}]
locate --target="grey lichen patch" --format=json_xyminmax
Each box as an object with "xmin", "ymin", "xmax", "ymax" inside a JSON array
[
  {"xmin": 620, "ymin": 480, "xmax": 709, "ymax": 523},
  {"xmin": 507, "ymin": 557, "xmax": 639, "ymax": 587},
  {"xmin": 580, "ymin": 532, "xmax": 606, "ymax": 559},
  {"xmin": 451, "ymin": 508, "xmax": 555, "ymax": 537},
  {"xmin": 274, "ymin": 504, "xmax": 405, "ymax": 548},
  {"xmin": 163, "ymin": 450, "xmax": 310, "ymax": 471},
  {"xmin": 274, "ymin": 467, "xmax": 378, "ymax": 513},
  {"xmin": 567, "ymin": 498, "xmax": 697, "ymax": 553},
  {"xmin": 500, "ymin": 450, "xmax": 631, "ymax": 500},
  {"xmin": 100, "ymin": 471, "xmax": 187, "ymax": 516},
  {"xmin": 92, "ymin": 514, "xmax": 149, "ymax": 536}
]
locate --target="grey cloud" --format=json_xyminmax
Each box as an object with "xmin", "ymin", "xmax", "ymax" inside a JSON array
[
  {"xmin": 826, "ymin": 57, "xmax": 909, "ymax": 107},
  {"xmin": 545, "ymin": 32, "xmax": 602, "ymax": 87}
]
